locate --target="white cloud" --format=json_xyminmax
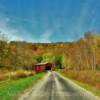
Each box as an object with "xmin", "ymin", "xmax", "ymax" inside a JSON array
[
  {"xmin": 0, "ymin": 15, "xmax": 52, "ymax": 43},
  {"xmin": 0, "ymin": 16, "xmax": 24, "ymax": 41},
  {"xmin": 40, "ymin": 31, "xmax": 52, "ymax": 43}
]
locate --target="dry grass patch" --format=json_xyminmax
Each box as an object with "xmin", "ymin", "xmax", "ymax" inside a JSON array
[
  {"xmin": 63, "ymin": 70, "xmax": 100, "ymax": 89},
  {"xmin": 0, "ymin": 70, "xmax": 36, "ymax": 81}
]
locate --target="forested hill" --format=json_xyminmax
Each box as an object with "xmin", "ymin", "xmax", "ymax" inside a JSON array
[{"xmin": 0, "ymin": 32, "xmax": 100, "ymax": 71}]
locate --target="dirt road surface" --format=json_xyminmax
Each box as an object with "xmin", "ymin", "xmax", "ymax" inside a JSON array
[{"xmin": 19, "ymin": 71, "xmax": 100, "ymax": 100}]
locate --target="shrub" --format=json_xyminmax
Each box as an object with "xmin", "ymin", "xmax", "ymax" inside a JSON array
[
  {"xmin": 15, "ymin": 70, "xmax": 35, "ymax": 79},
  {"xmin": 0, "ymin": 74, "xmax": 8, "ymax": 81},
  {"xmin": 0, "ymin": 70, "xmax": 36, "ymax": 81}
]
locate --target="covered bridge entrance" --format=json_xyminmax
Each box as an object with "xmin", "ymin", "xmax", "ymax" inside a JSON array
[{"xmin": 32, "ymin": 63, "xmax": 53, "ymax": 72}]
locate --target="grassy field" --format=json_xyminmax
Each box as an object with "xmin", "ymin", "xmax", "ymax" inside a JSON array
[
  {"xmin": 61, "ymin": 72, "xmax": 100, "ymax": 98},
  {"xmin": 0, "ymin": 72, "xmax": 46, "ymax": 100},
  {"xmin": 72, "ymin": 79, "xmax": 100, "ymax": 97}
]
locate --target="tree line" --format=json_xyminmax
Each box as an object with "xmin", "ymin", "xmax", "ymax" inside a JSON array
[{"xmin": 0, "ymin": 32, "xmax": 100, "ymax": 71}]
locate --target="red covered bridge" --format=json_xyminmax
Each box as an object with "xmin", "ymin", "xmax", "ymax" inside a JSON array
[{"xmin": 32, "ymin": 63, "xmax": 53, "ymax": 72}]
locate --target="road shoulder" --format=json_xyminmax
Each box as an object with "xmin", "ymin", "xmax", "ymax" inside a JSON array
[{"xmin": 56, "ymin": 71, "xmax": 100, "ymax": 100}]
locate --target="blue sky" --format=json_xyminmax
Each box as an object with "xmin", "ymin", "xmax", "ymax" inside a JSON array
[{"xmin": 0, "ymin": 0, "xmax": 100, "ymax": 42}]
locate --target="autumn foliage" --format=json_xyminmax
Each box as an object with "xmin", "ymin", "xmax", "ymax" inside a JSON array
[{"xmin": 0, "ymin": 32, "xmax": 100, "ymax": 86}]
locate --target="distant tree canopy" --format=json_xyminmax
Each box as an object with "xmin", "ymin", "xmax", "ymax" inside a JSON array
[
  {"xmin": 54, "ymin": 54, "xmax": 62, "ymax": 69},
  {"xmin": 36, "ymin": 56, "xmax": 43, "ymax": 63},
  {"xmin": 0, "ymin": 32, "xmax": 100, "ymax": 71}
]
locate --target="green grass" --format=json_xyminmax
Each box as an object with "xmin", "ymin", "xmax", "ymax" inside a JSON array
[
  {"xmin": 0, "ymin": 72, "xmax": 46, "ymax": 100},
  {"xmin": 61, "ymin": 72, "xmax": 100, "ymax": 98}
]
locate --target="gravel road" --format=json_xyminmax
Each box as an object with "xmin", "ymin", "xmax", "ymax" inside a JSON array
[{"xmin": 19, "ymin": 71, "xmax": 100, "ymax": 100}]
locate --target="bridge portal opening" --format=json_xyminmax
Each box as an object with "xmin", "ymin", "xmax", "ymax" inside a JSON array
[{"xmin": 45, "ymin": 63, "xmax": 52, "ymax": 70}]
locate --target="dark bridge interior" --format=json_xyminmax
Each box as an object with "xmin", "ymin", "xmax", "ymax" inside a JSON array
[{"xmin": 45, "ymin": 63, "xmax": 52, "ymax": 70}]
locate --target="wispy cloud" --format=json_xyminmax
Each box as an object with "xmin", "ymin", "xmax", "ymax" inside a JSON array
[
  {"xmin": 0, "ymin": 15, "xmax": 52, "ymax": 43},
  {"xmin": 40, "ymin": 31, "xmax": 52, "ymax": 43},
  {"xmin": 0, "ymin": 0, "xmax": 99, "ymax": 42},
  {"xmin": 72, "ymin": 0, "xmax": 91, "ymax": 33},
  {"xmin": 0, "ymin": 15, "xmax": 24, "ymax": 41}
]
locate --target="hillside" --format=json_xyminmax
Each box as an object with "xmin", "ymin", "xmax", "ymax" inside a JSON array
[{"xmin": 0, "ymin": 32, "xmax": 100, "ymax": 71}]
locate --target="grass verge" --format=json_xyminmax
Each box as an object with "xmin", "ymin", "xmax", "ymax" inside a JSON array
[
  {"xmin": 0, "ymin": 72, "xmax": 46, "ymax": 100},
  {"xmin": 61, "ymin": 72, "xmax": 100, "ymax": 98},
  {"xmin": 72, "ymin": 79, "xmax": 100, "ymax": 97}
]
